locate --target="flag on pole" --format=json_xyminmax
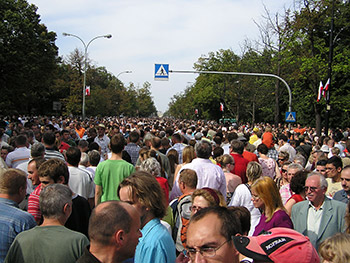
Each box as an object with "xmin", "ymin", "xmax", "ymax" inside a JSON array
[
  {"xmin": 317, "ymin": 81, "xmax": 323, "ymax": 102},
  {"xmin": 323, "ymin": 78, "xmax": 330, "ymax": 98},
  {"xmin": 85, "ymin": 86, "xmax": 90, "ymax": 96},
  {"xmin": 220, "ymin": 102, "xmax": 224, "ymax": 112}
]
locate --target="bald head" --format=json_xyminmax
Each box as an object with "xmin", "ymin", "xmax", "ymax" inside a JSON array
[{"xmin": 88, "ymin": 201, "xmax": 139, "ymax": 244}]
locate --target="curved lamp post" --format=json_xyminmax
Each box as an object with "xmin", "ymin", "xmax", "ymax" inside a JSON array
[
  {"xmin": 62, "ymin": 32, "xmax": 112, "ymax": 119},
  {"xmin": 117, "ymin": 70, "xmax": 132, "ymax": 79}
]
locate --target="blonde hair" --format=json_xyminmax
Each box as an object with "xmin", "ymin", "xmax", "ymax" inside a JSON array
[
  {"xmin": 192, "ymin": 188, "xmax": 226, "ymax": 207},
  {"xmin": 182, "ymin": 146, "xmax": 195, "ymax": 164},
  {"xmin": 251, "ymin": 176, "xmax": 284, "ymax": 222},
  {"xmin": 216, "ymin": 154, "xmax": 234, "ymax": 168},
  {"xmin": 246, "ymin": 161, "xmax": 262, "ymax": 183},
  {"xmin": 319, "ymin": 233, "xmax": 350, "ymax": 263}
]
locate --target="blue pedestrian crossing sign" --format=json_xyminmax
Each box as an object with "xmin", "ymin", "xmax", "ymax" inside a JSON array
[
  {"xmin": 154, "ymin": 64, "xmax": 169, "ymax": 81},
  {"xmin": 285, "ymin": 112, "xmax": 296, "ymax": 122}
]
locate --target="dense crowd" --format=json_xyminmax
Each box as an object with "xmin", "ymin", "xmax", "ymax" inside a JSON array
[{"xmin": 1, "ymin": 115, "xmax": 350, "ymax": 263}]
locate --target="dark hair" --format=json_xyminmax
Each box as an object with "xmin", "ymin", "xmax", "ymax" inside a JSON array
[
  {"xmin": 172, "ymin": 133, "xmax": 182, "ymax": 143},
  {"xmin": 213, "ymin": 146, "xmax": 224, "ymax": 159},
  {"xmin": 257, "ymin": 143, "xmax": 269, "ymax": 155},
  {"xmin": 151, "ymin": 136, "xmax": 162, "ymax": 149},
  {"xmin": 290, "ymin": 170, "xmax": 308, "ymax": 194},
  {"xmin": 89, "ymin": 142, "xmax": 100, "ymax": 152},
  {"xmin": 316, "ymin": 159, "xmax": 327, "ymax": 166},
  {"xmin": 129, "ymin": 131, "xmax": 140, "ymax": 143},
  {"xmin": 228, "ymin": 206, "xmax": 251, "ymax": 235},
  {"xmin": 38, "ymin": 159, "xmax": 69, "ymax": 184},
  {"xmin": 327, "ymin": 155, "xmax": 343, "ymax": 169},
  {"xmin": 189, "ymin": 206, "xmax": 242, "ymax": 240},
  {"xmin": 28, "ymin": 157, "xmax": 46, "ymax": 170},
  {"xmin": 110, "ymin": 133, "xmax": 125, "ymax": 154},
  {"xmin": 60, "ymin": 129, "xmax": 70, "ymax": 136},
  {"xmin": 78, "ymin": 139, "xmax": 89, "ymax": 149},
  {"xmin": 88, "ymin": 201, "xmax": 132, "ymax": 245},
  {"xmin": 88, "ymin": 150, "xmax": 100, "ymax": 166},
  {"xmin": 43, "ymin": 132, "xmax": 56, "ymax": 146},
  {"xmin": 230, "ymin": 140, "xmax": 244, "ymax": 155},
  {"xmin": 66, "ymin": 147, "xmax": 81, "ymax": 167},
  {"xmin": 15, "ymin": 134, "xmax": 27, "ymax": 146},
  {"xmin": 279, "ymin": 134, "xmax": 288, "ymax": 142}
]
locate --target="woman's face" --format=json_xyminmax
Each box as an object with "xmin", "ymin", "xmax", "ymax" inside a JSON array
[
  {"xmin": 251, "ymin": 189, "xmax": 265, "ymax": 210},
  {"xmin": 191, "ymin": 196, "xmax": 210, "ymax": 215},
  {"xmin": 281, "ymin": 165, "xmax": 289, "ymax": 180}
]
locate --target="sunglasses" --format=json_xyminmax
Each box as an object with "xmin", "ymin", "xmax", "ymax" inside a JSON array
[
  {"xmin": 303, "ymin": 186, "xmax": 320, "ymax": 192},
  {"xmin": 281, "ymin": 169, "xmax": 287, "ymax": 173}
]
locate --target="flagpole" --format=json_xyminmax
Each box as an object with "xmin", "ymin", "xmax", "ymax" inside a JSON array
[{"xmin": 325, "ymin": 0, "xmax": 335, "ymax": 135}]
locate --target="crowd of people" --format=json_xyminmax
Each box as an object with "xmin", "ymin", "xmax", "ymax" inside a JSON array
[{"xmin": 1, "ymin": 115, "xmax": 350, "ymax": 262}]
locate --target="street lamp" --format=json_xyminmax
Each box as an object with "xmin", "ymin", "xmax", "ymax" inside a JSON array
[
  {"xmin": 117, "ymin": 70, "xmax": 132, "ymax": 78},
  {"xmin": 62, "ymin": 32, "xmax": 112, "ymax": 119},
  {"xmin": 117, "ymin": 70, "xmax": 132, "ymax": 88}
]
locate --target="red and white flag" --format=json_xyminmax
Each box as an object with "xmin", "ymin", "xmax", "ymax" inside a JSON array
[
  {"xmin": 220, "ymin": 102, "xmax": 224, "ymax": 112},
  {"xmin": 323, "ymin": 78, "xmax": 330, "ymax": 98},
  {"xmin": 195, "ymin": 109, "xmax": 198, "ymax": 114},
  {"xmin": 85, "ymin": 86, "xmax": 90, "ymax": 96},
  {"xmin": 317, "ymin": 81, "xmax": 323, "ymax": 102}
]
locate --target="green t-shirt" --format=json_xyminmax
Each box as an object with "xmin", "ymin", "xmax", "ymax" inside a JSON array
[
  {"xmin": 94, "ymin": 159, "xmax": 135, "ymax": 202},
  {"xmin": 5, "ymin": 225, "xmax": 89, "ymax": 263}
]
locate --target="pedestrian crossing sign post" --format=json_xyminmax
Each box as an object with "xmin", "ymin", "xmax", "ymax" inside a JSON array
[
  {"xmin": 154, "ymin": 64, "xmax": 169, "ymax": 81},
  {"xmin": 285, "ymin": 112, "xmax": 296, "ymax": 122}
]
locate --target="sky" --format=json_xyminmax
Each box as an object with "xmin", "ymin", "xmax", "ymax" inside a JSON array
[{"xmin": 28, "ymin": 0, "xmax": 294, "ymax": 113}]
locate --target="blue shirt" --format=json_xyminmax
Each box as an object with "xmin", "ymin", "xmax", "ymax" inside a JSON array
[
  {"xmin": 0, "ymin": 198, "xmax": 36, "ymax": 263},
  {"xmin": 134, "ymin": 218, "xmax": 176, "ymax": 263}
]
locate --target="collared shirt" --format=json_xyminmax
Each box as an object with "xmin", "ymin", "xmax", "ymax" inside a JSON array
[
  {"xmin": 28, "ymin": 184, "xmax": 42, "ymax": 224},
  {"xmin": 68, "ymin": 166, "xmax": 94, "ymax": 200},
  {"xmin": 167, "ymin": 143, "xmax": 186, "ymax": 164},
  {"xmin": 333, "ymin": 189, "xmax": 349, "ymax": 204},
  {"xmin": 5, "ymin": 147, "xmax": 30, "ymax": 168},
  {"xmin": 0, "ymin": 198, "xmax": 36, "ymax": 262},
  {"xmin": 170, "ymin": 158, "xmax": 226, "ymax": 201},
  {"xmin": 124, "ymin": 143, "xmax": 140, "ymax": 166},
  {"xmin": 44, "ymin": 148, "xmax": 65, "ymax": 161},
  {"xmin": 307, "ymin": 200, "xmax": 325, "ymax": 248},
  {"xmin": 94, "ymin": 135, "xmax": 110, "ymax": 160},
  {"xmin": 134, "ymin": 218, "xmax": 176, "ymax": 263}
]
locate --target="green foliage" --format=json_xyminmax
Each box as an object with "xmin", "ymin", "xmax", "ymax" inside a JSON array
[
  {"xmin": 0, "ymin": 0, "xmax": 58, "ymax": 115},
  {"xmin": 167, "ymin": 0, "xmax": 350, "ymax": 130}
]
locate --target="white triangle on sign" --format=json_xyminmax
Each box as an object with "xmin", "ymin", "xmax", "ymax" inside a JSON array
[
  {"xmin": 155, "ymin": 65, "xmax": 168, "ymax": 76},
  {"xmin": 286, "ymin": 113, "xmax": 295, "ymax": 121}
]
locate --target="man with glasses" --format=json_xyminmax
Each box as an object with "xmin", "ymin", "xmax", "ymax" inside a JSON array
[
  {"xmin": 291, "ymin": 172, "xmax": 346, "ymax": 250},
  {"xmin": 325, "ymin": 156, "xmax": 342, "ymax": 197},
  {"xmin": 185, "ymin": 206, "xmax": 241, "ymax": 263}
]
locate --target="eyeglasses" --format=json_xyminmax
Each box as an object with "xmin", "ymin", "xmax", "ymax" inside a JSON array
[
  {"xmin": 190, "ymin": 206, "xmax": 203, "ymax": 213},
  {"xmin": 186, "ymin": 239, "xmax": 231, "ymax": 260},
  {"xmin": 281, "ymin": 169, "xmax": 287, "ymax": 173},
  {"xmin": 278, "ymin": 158, "xmax": 285, "ymax": 161},
  {"xmin": 303, "ymin": 186, "xmax": 320, "ymax": 192},
  {"xmin": 251, "ymin": 194, "xmax": 260, "ymax": 200}
]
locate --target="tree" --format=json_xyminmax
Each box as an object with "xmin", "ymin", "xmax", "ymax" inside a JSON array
[{"xmin": 0, "ymin": 0, "xmax": 58, "ymax": 114}]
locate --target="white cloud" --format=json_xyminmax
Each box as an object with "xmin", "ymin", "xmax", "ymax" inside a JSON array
[{"xmin": 29, "ymin": 0, "xmax": 293, "ymax": 113}]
